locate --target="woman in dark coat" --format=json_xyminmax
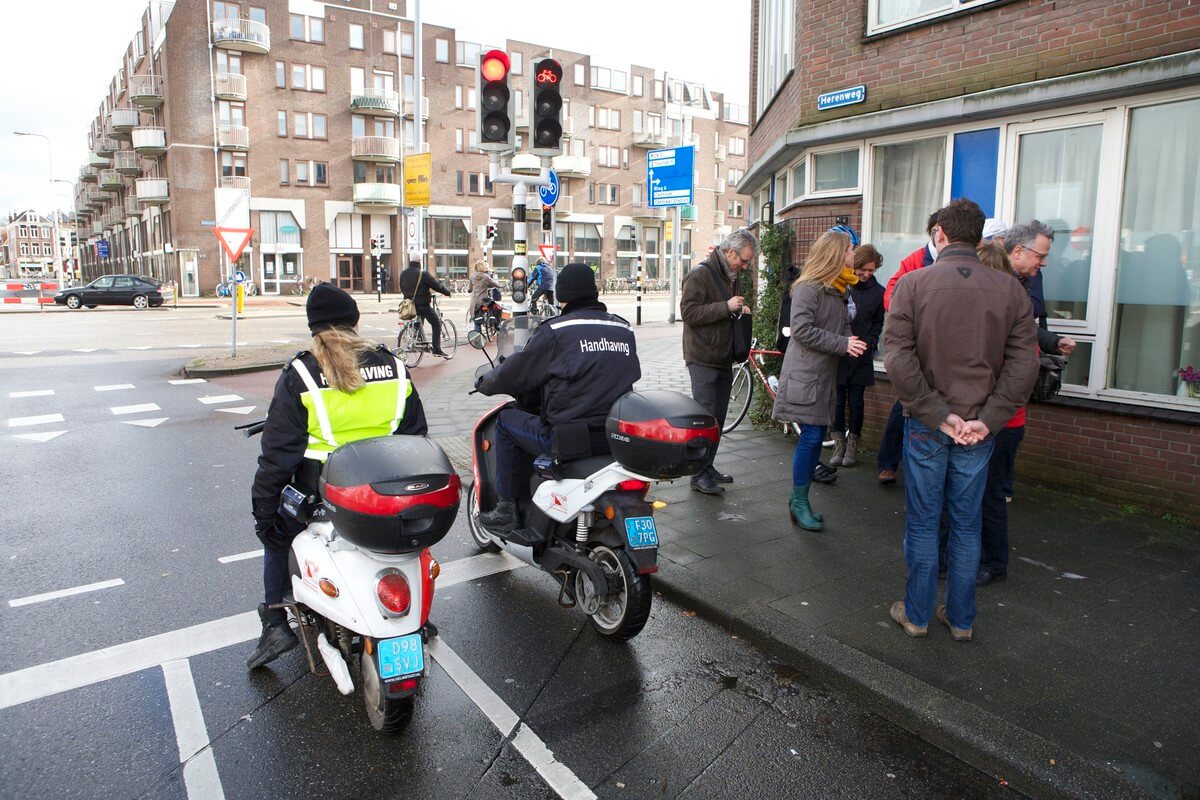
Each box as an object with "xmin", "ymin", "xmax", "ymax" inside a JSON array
[
  {"xmin": 773, "ymin": 229, "xmax": 867, "ymax": 530},
  {"xmin": 830, "ymin": 245, "xmax": 885, "ymax": 468}
]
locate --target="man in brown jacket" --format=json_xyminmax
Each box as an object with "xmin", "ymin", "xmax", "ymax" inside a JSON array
[
  {"xmin": 680, "ymin": 229, "xmax": 758, "ymax": 495},
  {"xmin": 883, "ymin": 198, "xmax": 1038, "ymax": 642}
]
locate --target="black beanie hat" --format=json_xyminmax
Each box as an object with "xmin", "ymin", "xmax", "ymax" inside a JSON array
[
  {"xmin": 555, "ymin": 262, "xmax": 598, "ymax": 304},
  {"xmin": 306, "ymin": 283, "xmax": 360, "ymax": 332}
]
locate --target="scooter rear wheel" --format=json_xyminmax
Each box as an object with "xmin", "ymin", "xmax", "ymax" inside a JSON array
[
  {"xmin": 360, "ymin": 650, "xmax": 416, "ymax": 735},
  {"xmin": 578, "ymin": 545, "xmax": 652, "ymax": 641},
  {"xmin": 465, "ymin": 481, "xmax": 500, "ymax": 553}
]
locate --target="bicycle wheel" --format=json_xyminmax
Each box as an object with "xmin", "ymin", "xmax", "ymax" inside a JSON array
[
  {"xmin": 439, "ymin": 318, "xmax": 458, "ymax": 360},
  {"xmin": 396, "ymin": 323, "xmax": 423, "ymax": 367},
  {"xmin": 723, "ymin": 364, "xmax": 754, "ymax": 434}
]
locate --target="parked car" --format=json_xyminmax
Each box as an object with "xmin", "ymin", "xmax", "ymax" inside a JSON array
[{"xmin": 54, "ymin": 275, "xmax": 166, "ymax": 310}]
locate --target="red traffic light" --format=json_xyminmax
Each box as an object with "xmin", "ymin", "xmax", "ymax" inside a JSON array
[{"xmin": 480, "ymin": 49, "xmax": 509, "ymax": 82}]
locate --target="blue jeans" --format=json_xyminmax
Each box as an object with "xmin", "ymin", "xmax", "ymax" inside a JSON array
[
  {"xmin": 902, "ymin": 417, "xmax": 994, "ymax": 630},
  {"xmin": 876, "ymin": 400, "xmax": 905, "ymax": 472},
  {"xmin": 792, "ymin": 425, "xmax": 827, "ymax": 487}
]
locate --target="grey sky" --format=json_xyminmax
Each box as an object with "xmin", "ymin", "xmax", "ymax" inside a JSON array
[{"xmin": 0, "ymin": 0, "xmax": 749, "ymax": 219}]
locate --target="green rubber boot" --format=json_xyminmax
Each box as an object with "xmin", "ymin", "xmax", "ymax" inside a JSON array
[{"xmin": 788, "ymin": 485, "xmax": 823, "ymax": 531}]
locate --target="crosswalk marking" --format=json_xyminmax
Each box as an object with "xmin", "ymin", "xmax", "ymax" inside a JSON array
[
  {"xmin": 9, "ymin": 578, "xmax": 126, "ymax": 608},
  {"xmin": 126, "ymin": 346, "xmax": 153, "ymax": 351},
  {"xmin": 123, "ymin": 418, "xmax": 168, "ymax": 428},
  {"xmin": 8, "ymin": 413, "xmax": 65, "ymax": 428},
  {"xmin": 163, "ymin": 659, "xmax": 226, "ymax": 800},
  {"xmin": 214, "ymin": 406, "xmax": 256, "ymax": 415},
  {"xmin": 111, "ymin": 403, "xmax": 161, "ymax": 416},
  {"xmin": 8, "ymin": 389, "xmax": 55, "ymax": 398},
  {"xmin": 217, "ymin": 549, "xmax": 263, "ymax": 564},
  {"xmin": 94, "ymin": 383, "xmax": 135, "ymax": 392},
  {"xmin": 13, "ymin": 430, "xmax": 67, "ymax": 443},
  {"xmin": 169, "ymin": 378, "xmax": 207, "ymax": 385},
  {"xmin": 198, "ymin": 394, "xmax": 242, "ymax": 405}
]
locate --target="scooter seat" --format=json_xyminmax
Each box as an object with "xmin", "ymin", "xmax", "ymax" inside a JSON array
[{"xmin": 556, "ymin": 455, "xmax": 614, "ymax": 480}]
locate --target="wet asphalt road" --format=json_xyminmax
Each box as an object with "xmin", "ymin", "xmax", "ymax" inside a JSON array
[{"xmin": 1, "ymin": 350, "xmax": 1018, "ymax": 800}]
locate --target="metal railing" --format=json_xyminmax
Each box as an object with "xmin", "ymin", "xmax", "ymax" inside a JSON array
[
  {"xmin": 350, "ymin": 87, "xmax": 400, "ymax": 115},
  {"xmin": 217, "ymin": 124, "xmax": 250, "ymax": 150},
  {"xmin": 714, "ymin": 144, "xmax": 727, "ymax": 162},
  {"xmin": 351, "ymin": 136, "xmax": 400, "ymax": 161},
  {"xmin": 129, "ymin": 75, "xmax": 163, "ymax": 106},
  {"xmin": 218, "ymin": 176, "xmax": 251, "ymax": 191},
  {"xmin": 352, "ymin": 182, "xmax": 402, "ymax": 206},
  {"xmin": 132, "ymin": 126, "xmax": 167, "ymax": 154},
  {"xmin": 214, "ymin": 72, "xmax": 247, "ymax": 99},
  {"xmin": 99, "ymin": 169, "xmax": 123, "ymax": 191},
  {"xmin": 113, "ymin": 151, "xmax": 141, "ymax": 174},
  {"xmin": 551, "ymin": 154, "xmax": 591, "ymax": 177},
  {"xmin": 136, "ymin": 177, "xmax": 170, "ymax": 203},
  {"xmin": 95, "ymin": 137, "xmax": 119, "ymax": 155},
  {"xmin": 109, "ymin": 108, "xmax": 140, "ymax": 131},
  {"xmin": 211, "ymin": 18, "xmax": 270, "ymax": 52},
  {"xmin": 125, "ymin": 197, "xmax": 141, "ymax": 216},
  {"xmin": 80, "ymin": 165, "xmax": 99, "ymax": 182}
]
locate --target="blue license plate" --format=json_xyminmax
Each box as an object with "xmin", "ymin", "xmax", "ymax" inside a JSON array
[
  {"xmin": 377, "ymin": 633, "xmax": 424, "ymax": 681},
  {"xmin": 625, "ymin": 516, "xmax": 659, "ymax": 549}
]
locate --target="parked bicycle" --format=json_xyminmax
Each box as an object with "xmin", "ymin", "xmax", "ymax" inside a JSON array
[
  {"xmin": 215, "ymin": 279, "xmax": 258, "ymax": 298},
  {"xmin": 290, "ymin": 276, "xmax": 319, "ymax": 296},
  {"xmin": 724, "ymin": 336, "xmax": 799, "ymax": 435},
  {"xmin": 395, "ymin": 296, "xmax": 457, "ymax": 366}
]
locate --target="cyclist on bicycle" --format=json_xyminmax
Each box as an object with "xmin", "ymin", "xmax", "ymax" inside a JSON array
[
  {"xmin": 468, "ymin": 259, "xmax": 502, "ymax": 333},
  {"xmin": 399, "ymin": 258, "xmax": 453, "ymax": 357},
  {"xmin": 530, "ymin": 258, "xmax": 556, "ymax": 312}
]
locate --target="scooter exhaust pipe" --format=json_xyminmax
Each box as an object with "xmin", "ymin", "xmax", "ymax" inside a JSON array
[{"xmin": 316, "ymin": 633, "xmax": 354, "ymax": 695}]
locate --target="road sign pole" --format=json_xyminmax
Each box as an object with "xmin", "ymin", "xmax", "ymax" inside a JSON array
[
  {"xmin": 669, "ymin": 205, "xmax": 681, "ymax": 324},
  {"xmin": 231, "ymin": 281, "xmax": 238, "ymax": 359},
  {"xmin": 636, "ymin": 259, "xmax": 643, "ymax": 326}
]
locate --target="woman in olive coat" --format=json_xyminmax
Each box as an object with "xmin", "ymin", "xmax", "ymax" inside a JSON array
[{"xmin": 773, "ymin": 229, "xmax": 867, "ymax": 530}]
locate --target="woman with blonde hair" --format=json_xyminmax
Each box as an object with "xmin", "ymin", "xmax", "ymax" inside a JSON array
[
  {"xmin": 248, "ymin": 283, "xmax": 428, "ymax": 670},
  {"xmin": 468, "ymin": 258, "xmax": 502, "ymax": 332},
  {"xmin": 773, "ymin": 228, "xmax": 868, "ymax": 530}
]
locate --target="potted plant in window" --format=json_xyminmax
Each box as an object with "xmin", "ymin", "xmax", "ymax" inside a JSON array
[{"xmin": 1178, "ymin": 366, "xmax": 1200, "ymax": 400}]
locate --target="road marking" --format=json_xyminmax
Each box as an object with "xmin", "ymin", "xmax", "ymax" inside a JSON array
[
  {"xmin": 9, "ymin": 578, "xmax": 125, "ymax": 608},
  {"xmin": 74, "ymin": 348, "xmax": 99, "ymax": 353},
  {"xmin": 8, "ymin": 389, "xmax": 55, "ymax": 398},
  {"xmin": 177, "ymin": 344, "xmax": 202, "ymax": 349},
  {"xmin": 270, "ymin": 339, "xmax": 292, "ymax": 344},
  {"xmin": 218, "ymin": 549, "xmax": 263, "ymax": 564},
  {"xmin": 8, "ymin": 413, "xmax": 65, "ymax": 428},
  {"xmin": 95, "ymin": 383, "xmax": 135, "ymax": 392},
  {"xmin": 198, "ymin": 394, "xmax": 242, "ymax": 405},
  {"xmin": 163, "ymin": 659, "xmax": 226, "ymax": 800},
  {"xmin": 14, "ymin": 351, "xmax": 41, "ymax": 355},
  {"xmin": 214, "ymin": 405, "xmax": 256, "ymax": 415},
  {"xmin": 127, "ymin": 346, "xmax": 153, "ymax": 350},
  {"xmin": 13, "ymin": 430, "xmax": 67, "ymax": 442},
  {"xmin": 170, "ymin": 378, "xmax": 208, "ymax": 385},
  {"xmin": 0, "ymin": 551, "xmax": 525, "ymax": 710},
  {"xmin": 112, "ymin": 403, "xmax": 161, "ymax": 416},
  {"xmin": 430, "ymin": 638, "xmax": 597, "ymax": 800},
  {"xmin": 123, "ymin": 418, "xmax": 169, "ymax": 428}
]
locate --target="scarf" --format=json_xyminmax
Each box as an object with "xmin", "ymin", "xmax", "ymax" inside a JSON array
[{"xmin": 832, "ymin": 266, "xmax": 859, "ymax": 294}]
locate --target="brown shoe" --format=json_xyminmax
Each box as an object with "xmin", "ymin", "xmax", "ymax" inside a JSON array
[
  {"xmin": 878, "ymin": 469, "xmax": 897, "ymax": 485},
  {"xmin": 889, "ymin": 601, "xmax": 927, "ymax": 637},
  {"xmin": 935, "ymin": 604, "xmax": 973, "ymax": 642}
]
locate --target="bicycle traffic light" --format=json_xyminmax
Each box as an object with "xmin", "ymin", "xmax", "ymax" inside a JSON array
[
  {"xmin": 486, "ymin": 224, "xmax": 496, "ymax": 241},
  {"xmin": 510, "ymin": 265, "xmax": 528, "ymax": 304},
  {"xmin": 476, "ymin": 49, "xmax": 514, "ymax": 152},
  {"xmin": 528, "ymin": 58, "xmax": 563, "ymax": 156}
]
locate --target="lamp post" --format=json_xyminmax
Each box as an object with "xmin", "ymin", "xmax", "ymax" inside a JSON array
[{"xmin": 14, "ymin": 131, "xmax": 65, "ymax": 287}]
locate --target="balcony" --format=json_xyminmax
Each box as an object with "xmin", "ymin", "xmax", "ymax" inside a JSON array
[
  {"xmin": 99, "ymin": 169, "xmax": 123, "ymax": 193},
  {"xmin": 132, "ymin": 126, "xmax": 167, "ymax": 156},
  {"xmin": 402, "ymin": 95, "xmax": 429, "ymax": 120},
  {"xmin": 109, "ymin": 108, "xmax": 140, "ymax": 139},
  {"xmin": 81, "ymin": 188, "xmax": 106, "ymax": 209},
  {"xmin": 551, "ymin": 154, "xmax": 591, "ymax": 179},
  {"xmin": 217, "ymin": 124, "xmax": 250, "ymax": 151},
  {"xmin": 91, "ymin": 221, "xmax": 104, "ymax": 236},
  {"xmin": 88, "ymin": 152, "xmax": 109, "ymax": 167},
  {"xmin": 95, "ymin": 137, "xmax": 119, "ymax": 155},
  {"xmin": 350, "ymin": 88, "xmax": 399, "ymax": 117},
  {"xmin": 114, "ymin": 151, "xmax": 142, "ymax": 176},
  {"xmin": 214, "ymin": 72, "xmax": 247, "ymax": 101},
  {"xmin": 136, "ymin": 178, "xmax": 170, "ymax": 204},
  {"xmin": 554, "ymin": 196, "xmax": 574, "ymax": 215},
  {"xmin": 211, "ymin": 18, "xmax": 270, "ymax": 54},
  {"xmin": 633, "ymin": 130, "xmax": 668, "ymax": 149},
  {"xmin": 714, "ymin": 211, "xmax": 727, "ymax": 228},
  {"xmin": 714, "ymin": 144, "xmax": 727, "ymax": 162},
  {"xmin": 125, "ymin": 197, "xmax": 141, "ymax": 217},
  {"xmin": 218, "ymin": 176, "xmax": 251, "ymax": 192},
  {"xmin": 352, "ymin": 182, "xmax": 402, "ymax": 208},
  {"xmin": 129, "ymin": 75, "xmax": 163, "ymax": 108},
  {"xmin": 352, "ymin": 136, "xmax": 400, "ymax": 163},
  {"xmin": 680, "ymin": 204, "xmax": 697, "ymax": 222},
  {"xmin": 102, "ymin": 210, "xmax": 122, "ymax": 229},
  {"xmin": 80, "ymin": 165, "xmax": 99, "ymax": 183},
  {"xmin": 632, "ymin": 204, "xmax": 666, "ymax": 222}
]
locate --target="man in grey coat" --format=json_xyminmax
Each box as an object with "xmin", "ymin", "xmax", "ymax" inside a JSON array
[{"xmin": 680, "ymin": 229, "xmax": 758, "ymax": 495}]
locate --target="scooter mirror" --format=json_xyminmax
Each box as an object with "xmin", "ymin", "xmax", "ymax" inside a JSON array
[{"xmin": 467, "ymin": 330, "xmax": 486, "ymax": 350}]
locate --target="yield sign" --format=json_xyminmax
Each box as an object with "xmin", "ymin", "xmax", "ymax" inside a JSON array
[
  {"xmin": 212, "ymin": 227, "xmax": 254, "ymax": 262},
  {"xmin": 538, "ymin": 243, "xmax": 557, "ymax": 263}
]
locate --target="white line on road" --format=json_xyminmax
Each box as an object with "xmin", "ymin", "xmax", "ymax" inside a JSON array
[
  {"xmin": 270, "ymin": 339, "xmax": 292, "ymax": 344},
  {"xmin": 0, "ymin": 551, "xmax": 525, "ymax": 710},
  {"xmin": 9, "ymin": 578, "xmax": 125, "ymax": 608},
  {"xmin": 170, "ymin": 378, "xmax": 208, "ymax": 385},
  {"xmin": 8, "ymin": 413, "xmax": 65, "ymax": 428},
  {"xmin": 123, "ymin": 417, "xmax": 169, "ymax": 428},
  {"xmin": 214, "ymin": 406, "xmax": 256, "ymax": 415},
  {"xmin": 14, "ymin": 351, "xmax": 41, "ymax": 355},
  {"xmin": 217, "ymin": 549, "xmax": 263, "ymax": 564},
  {"xmin": 127, "ymin": 346, "xmax": 153, "ymax": 350},
  {"xmin": 429, "ymin": 638, "xmax": 597, "ymax": 800},
  {"xmin": 13, "ymin": 430, "xmax": 67, "ymax": 443},
  {"xmin": 95, "ymin": 383, "xmax": 135, "ymax": 391},
  {"xmin": 163, "ymin": 659, "xmax": 226, "ymax": 800},
  {"xmin": 112, "ymin": 403, "xmax": 161, "ymax": 416},
  {"xmin": 8, "ymin": 389, "xmax": 55, "ymax": 398},
  {"xmin": 74, "ymin": 348, "xmax": 99, "ymax": 353},
  {"xmin": 198, "ymin": 394, "xmax": 242, "ymax": 405}
]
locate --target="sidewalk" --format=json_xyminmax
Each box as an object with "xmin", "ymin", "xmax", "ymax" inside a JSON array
[{"xmin": 422, "ymin": 333, "xmax": 1199, "ymax": 800}]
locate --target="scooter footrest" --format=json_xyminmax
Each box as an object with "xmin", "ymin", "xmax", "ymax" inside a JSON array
[{"xmin": 502, "ymin": 527, "xmax": 545, "ymax": 547}]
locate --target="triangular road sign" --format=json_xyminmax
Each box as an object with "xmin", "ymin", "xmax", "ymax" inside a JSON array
[
  {"xmin": 14, "ymin": 430, "xmax": 67, "ymax": 443},
  {"xmin": 212, "ymin": 227, "xmax": 254, "ymax": 262},
  {"xmin": 538, "ymin": 243, "xmax": 557, "ymax": 263},
  {"xmin": 122, "ymin": 418, "xmax": 169, "ymax": 428}
]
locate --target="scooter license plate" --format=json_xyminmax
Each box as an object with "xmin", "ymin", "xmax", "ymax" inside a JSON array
[
  {"xmin": 377, "ymin": 633, "xmax": 425, "ymax": 682},
  {"xmin": 624, "ymin": 516, "xmax": 659, "ymax": 549}
]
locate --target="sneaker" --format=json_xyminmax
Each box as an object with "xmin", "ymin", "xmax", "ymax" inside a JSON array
[
  {"xmin": 479, "ymin": 500, "xmax": 518, "ymax": 532},
  {"xmin": 889, "ymin": 601, "xmax": 927, "ymax": 637},
  {"xmin": 431, "ymin": 349, "xmax": 449, "ymax": 358},
  {"xmin": 975, "ymin": 568, "xmax": 1007, "ymax": 587},
  {"xmin": 811, "ymin": 463, "xmax": 837, "ymax": 485},
  {"xmin": 935, "ymin": 604, "xmax": 973, "ymax": 642}
]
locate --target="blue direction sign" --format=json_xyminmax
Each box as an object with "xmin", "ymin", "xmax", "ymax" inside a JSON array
[
  {"xmin": 648, "ymin": 146, "xmax": 694, "ymax": 208},
  {"xmin": 96, "ymin": 240, "xmax": 110, "ymax": 259},
  {"xmin": 538, "ymin": 169, "xmax": 560, "ymax": 207},
  {"xmin": 817, "ymin": 85, "xmax": 866, "ymax": 111},
  {"xmin": 233, "ymin": 270, "xmax": 247, "ymax": 283}
]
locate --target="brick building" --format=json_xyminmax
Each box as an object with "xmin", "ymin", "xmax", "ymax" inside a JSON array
[
  {"xmin": 72, "ymin": 0, "xmax": 750, "ymax": 297},
  {"xmin": 0, "ymin": 211, "xmax": 76, "ymax": 279},
  {"xmin": 743, "ymin": 0, "xmax": 1200, "ymax": 516}
]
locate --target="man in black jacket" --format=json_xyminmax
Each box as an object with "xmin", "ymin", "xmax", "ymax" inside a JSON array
[
  {"xmin": 399, "ymin": 259, "xmax": 453, "ymax": 357},
  {"xmin": 1003, "ymin": 221, "xmax": 1077, "ymax": 358},
  {"xmin": 476, "ymin": 263, "xmax": 641, "ymax": 534}
]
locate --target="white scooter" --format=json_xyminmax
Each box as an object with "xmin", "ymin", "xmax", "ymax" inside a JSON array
[{"xmin": 242, "ymin": 424, "xmax": 459, "ymax": 734}]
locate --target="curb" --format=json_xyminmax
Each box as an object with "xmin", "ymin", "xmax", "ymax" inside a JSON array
[
  {"xmin": 183, "ymin": 360, "xmax": 287, "ymax": 378},
  {"xmin": 650, "ymin": 559, "xmax": 1150, "ymax": 800}
]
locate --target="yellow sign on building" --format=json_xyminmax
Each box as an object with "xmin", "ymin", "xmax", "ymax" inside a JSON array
[
  {"xmin": 404, "ymin": 153, "xmax": 432, "ymax": 207},
  {"xmin": 665, "ymin": 219, "xmax": 674, "ymax": 240}
]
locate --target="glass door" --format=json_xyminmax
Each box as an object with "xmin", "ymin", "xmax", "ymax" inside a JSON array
[{"xmin": 262, "ymin": 254, "xmax": 279, "ymax": 295}]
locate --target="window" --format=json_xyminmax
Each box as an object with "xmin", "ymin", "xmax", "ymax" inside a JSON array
[
  {"xmin": 597, "ymin": 146, "xmax": 620, "ymax": 167},
  {"xmin": 455, "ymin": 129, "xmax": 464, "ymax": 152},
  {"xmin": 401, "ymin": 33, "xmax": 413, "ymax": 56},
  {"xmin": 431, "ymin": 217, "xmax": 469, "ymax": 248},
  {"xmin": 510, "ymin": 51, "xmax": 522, "ymax": 74},
  {"xmin": 729, "ymin": 137, "xmax": 746, "ymax": 156},
  {"xmin": 728, "ymin": 200, "xmax": 745, "ymax": 218},
  {"xmin": 435, "ymin": 39, "xmax": 449, "ymax": 63},
  {"xmin": 311, "ymin": 66, "xmax": 325, "ymax": 92},
  {"xmin": 653, "ymin": 80, "xmax": 663, "ymax": 100},
  {"xmin": 312, "ymin": 114, "xmax": 327, "ymax": 139},
  {"xmin": 590, "ymin": 66, "xmax": 627, "ymax": 93},
  {"xmin": 275, "ymin": 61, "xmax": 286, "ymax": 88},
  {"xmin": 220, "ymin": 151, "xmax": 246, "ymax": 177},
  {"xmin": 595, "ymin": 184, "xmax": 619, "ymax": 205},
  {"xmin": 279, "ymin": 159, "xmax": 289, "ymax": 184},
  {"xmin": 790, "ymin": 160, "xmax": 806, "ymax": 201},
  {"xmin": 727, "ymin": 167, "xmax": 744, "ymax": 186},
  {"xmin": 248, "ymin": 7, "xmax": 265, "ymax": 25},
  {"xmin": 310, "ymin": 18, "xmax": 324, "ymax": 43},
  {"xmin": 218, "ymin": 100, "xmax": 244, "ymax": 126},
  {"xmin": 574, "ymin": 63, "xmax": 585, "ymax": 86},
  {"xmin": 756, "ymin": 0, "xmax": 794, "ymax": 115},
  {"xmin": 216, "ymin": 50, "xmax": 242, "ymax": 75},
  {"xmin": 870, "ymin": 0, "xmax": 1000, "ymax": 35},
  {"xmin": 352, "ymin": 115, "xmax": 366, "ymax": 138},
  {"xmin": 290, "ymin": 14, "xmax": 305, "ymax": 40},
  {"xmin": 812, "ymin": 148, "xmax": 860, "ymax": 192},
  {"xmin": 277, "ymin": 110, "xmax": 287, "ymax": 137},
  {"xmin": 724, "ymin": 103, "xmax": 749, "ymax": 125},
  {"xmin": 383, "ymin": 30, "xmax": 396, "ymax": 54},
  {"xmin": 869, "ymin": 136, "xmax": 945, "ymax": 289},
  {"xmin": 295, "ymin": 161, "xmax": 309, "ymax": 184},
  {"xmin": 456, "ymin": 41, "xmax": 480, "ymax": 66},
  {"xmin": 594, "ymin": 107, "xmax": 621, "ymax": 131},
  {"xmin": 633, "ymin": 76, "xmax": 644, "ymax": 97},
  {"xmin": 20, "ymin": 243, "xmax": 28, "ymax": 256},
  {"xmin": 622, "ymin": 148, "xmax": 629, "ymax": 170},
  {"xmin": 349, "ymin": 23, "xmax": 364, "ymax": 50},
  {"xmin": 293, "ymin": 113, "xmax": 307, "ymax": 138},
  {"xmin": 574, "ymin": 223, "xmax": 601, "ymax": 254},
  {"xmin": 314, "ymin": 162, "xmax": 328, "ymax": 186},
  {"xmin": 291, "ymin": 64, "xmax": 306, "ymax": 90}
]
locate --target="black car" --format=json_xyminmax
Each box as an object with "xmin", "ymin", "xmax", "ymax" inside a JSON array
[{"xmin": 55, "ymin": 275, "xmax": 166, "ymax": 310}]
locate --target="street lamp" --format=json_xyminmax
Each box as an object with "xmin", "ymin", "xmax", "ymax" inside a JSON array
[{"xmin": 13, "ymin": 131, "xmax": 65, "ymax": 287}]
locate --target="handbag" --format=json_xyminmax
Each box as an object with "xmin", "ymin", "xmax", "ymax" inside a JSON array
[
  {"xmin": 1030, "ymin": 353, "xmax": 1068, "ymax": 402},
  {"xmin": 398, "ymin": 268, "xmax": 423, "ymax": 320},
  {"xmin": 703, "ymin": 263, "xmax": 753, "ymax": 363}
]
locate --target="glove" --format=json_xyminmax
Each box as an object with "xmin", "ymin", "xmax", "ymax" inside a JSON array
[{"xmin": 254, "ymin": 516, "xmax": 293, "ymax": 550}]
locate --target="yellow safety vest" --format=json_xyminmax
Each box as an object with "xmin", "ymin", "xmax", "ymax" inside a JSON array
[{"xmin": 290, "ymin": 353, "xmax": 411, "ymax": 461}]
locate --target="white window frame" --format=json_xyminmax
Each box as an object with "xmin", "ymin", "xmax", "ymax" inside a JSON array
[
  {"xmin": 574, "ymin": 63, "xmax": 586, "ymax": 86},
  {"xmin": 349, "ymin": 22, "xmax": 364, "ymax": 50},
  {"xmin": 806, "ymin": 143, "xmax": 864, "ymax": 199},
  {"xmin": 868, "ymin": 0, "xmax": 1001, "ymax": 37},
  {"xmin": 756, "ymin": 0, "xmax": 794, "ymax": 116},
  {"xmin": 435, "ymin": 39, "xmax": 449, "ymax": 63}
]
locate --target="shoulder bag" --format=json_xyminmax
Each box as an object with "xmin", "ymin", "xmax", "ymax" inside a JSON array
[{"xmin": 398, "ymin": 269, "xmax": 422, "ymax": 321}]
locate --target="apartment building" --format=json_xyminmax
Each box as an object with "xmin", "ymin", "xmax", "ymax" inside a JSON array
[
  {"xmin": 73, "ymin": 0, "xmax": 750, "ymax": 296},
  {"xmin": 0, "ymin": 210, "xmax": 76, "ymax": 278},
  {"xmin": 743, "ymin": 0, "xmax": 1200, "ymax": 515}
]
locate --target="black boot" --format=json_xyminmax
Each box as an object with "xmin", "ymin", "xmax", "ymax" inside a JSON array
[
  {"xmin": 246, "ymin": 603, "xmax": 298, "ymax": 670},
  {"xmin": 479, "ymin": 499, "xmax": 518, "ymax": 532}
]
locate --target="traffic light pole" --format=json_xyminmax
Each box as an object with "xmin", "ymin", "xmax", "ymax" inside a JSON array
[{"xmin": 489, "ymin": 155, "xmax": 553, "ymax": 317}]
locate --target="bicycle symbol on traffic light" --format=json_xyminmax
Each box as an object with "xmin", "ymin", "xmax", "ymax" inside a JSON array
[{"xmin": 536, "ymin": 68, "xmax": 559, "ymax": 84}]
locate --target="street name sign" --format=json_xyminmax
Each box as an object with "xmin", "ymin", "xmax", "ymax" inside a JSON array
[
  {"xmin": 647, "ymin": 146, "xmax": 694, "ymax": 208},
  {"xmin": 817, "ymin": 85, "xmax": 866, "ymax": 111}
]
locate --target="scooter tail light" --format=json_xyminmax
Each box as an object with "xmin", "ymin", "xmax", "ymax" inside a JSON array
[
  {"xmin": 376, "ymin": 572, "xmax": 411, "ymax": 614},
  {"xmin": 617, "ymin": 479, "xmax": 650, "ymax": 492}
]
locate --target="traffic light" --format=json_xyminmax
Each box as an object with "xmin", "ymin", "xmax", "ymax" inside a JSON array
[
  {"xmin": 541, "ymin": 206, "xmax": 552, "ymax": 232},
  {"xmin": 476, "ymin": 49, "xmax": 514, "ymax": 152},
  {"xmin": 510, "ymin": 266, "xmax": 528, "ymax": 304},
  {"xmin": 485, "ymin": 224, "xmax": 496, "ymax": 241},
  {"xmin": 528, "ymin": 58, "xmax": 563, "ymax": 156}
]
